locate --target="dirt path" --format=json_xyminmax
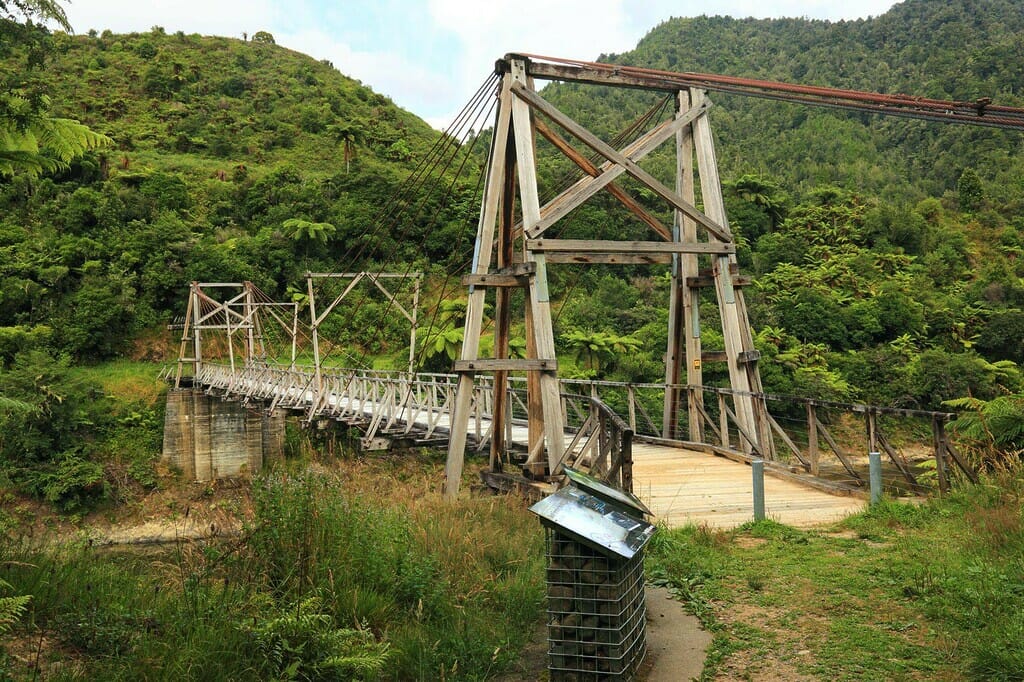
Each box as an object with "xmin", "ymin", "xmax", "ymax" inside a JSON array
[
  {"xmin": 643, "ymin": 586, "xmax": 712, "ymax": 681},
  {"xmin": 493, "ymin": 586, "xmax": 710, "ymax": 681}
]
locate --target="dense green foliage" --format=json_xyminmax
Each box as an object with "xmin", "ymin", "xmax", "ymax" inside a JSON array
[
  {"xmin": 0, "ymin": 25, "xmax": 462, "ymax": 364},
  {"xmin": 537, "ymin": 0, "xmax": 1024, "ymax": 418},
  {"xmin": 1, "ymin": 2, "xmax": 111, "ymax": 177},
  {"xmin": 0, "ymin": 359, "xmax": 165, "ymax": 511}
]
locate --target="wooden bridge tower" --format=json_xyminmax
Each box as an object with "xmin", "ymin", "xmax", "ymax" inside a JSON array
[{"xmin": 443, "ymin": 54, "xmax": 773, "ymax": 497}]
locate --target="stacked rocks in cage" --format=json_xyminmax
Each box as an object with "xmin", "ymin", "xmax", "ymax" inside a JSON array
[{"xmin": 546, "ymin": 530, "xmax": 647, "ymax": 681}]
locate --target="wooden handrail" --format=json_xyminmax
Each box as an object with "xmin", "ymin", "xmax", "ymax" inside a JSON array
[{"xmin": 558, "ymin": 392, "xmax": 635, "ymax": 493}]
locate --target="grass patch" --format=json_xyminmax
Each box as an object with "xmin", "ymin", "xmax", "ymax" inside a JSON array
[
  {"xmin": 68, "ymin": 360, "xmax": 167, "ymax": 408},
  {"xmin": 647, "ymin": 474, "xmax": 1024, "ymax": 680},
  {"xmin": 0, "ymin": 461, "xmax": 545, "ymax": 680}
]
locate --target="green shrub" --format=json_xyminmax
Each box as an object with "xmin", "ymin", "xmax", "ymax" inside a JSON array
[{"xmin": 245, "ymin": 596, "xmax": 390, "ymax": 681}]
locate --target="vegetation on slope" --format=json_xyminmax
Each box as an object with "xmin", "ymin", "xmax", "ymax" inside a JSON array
[
  {"xmin": 1, "ymin": 458, "xmax": 546, "ymax": 680},
  {"xmin": 1, "ymin": 0, "xmax": 1023, "ymax": 507},
  {"xmin": 535, "ymin": 0, "xmax": 1024, "ymax": 432}
]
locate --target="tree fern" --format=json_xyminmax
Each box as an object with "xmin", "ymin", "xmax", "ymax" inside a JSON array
[
  {"xmin": 0, "ymin": 93, "xmax": 112, "ymax": 177},
  {"xmin": 946, "ymin": 394, "xmax": 1024, "ymax": 451},
  {"xmin": 1, "ymin": 1, "xmax": 71, "ymax": 30}
]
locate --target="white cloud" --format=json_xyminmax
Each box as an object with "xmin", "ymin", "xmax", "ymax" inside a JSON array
[
  {"xmin": 60, "ymin": 0, "xmax": 901, "ymax": 130},
  {"xmin": 423, "ymin": 0, "xmax": 643, "ymax": 129},
  {"xmin": 423, "ymin": 0, "xmax": 901, "ymax": 129},
  {"xmin": 274, "ymin": 28, "xmax": 458, "ymax": 116},
  {"xmin": 64, "ymin": 0, "xmax": 277, "ymax": 37}
]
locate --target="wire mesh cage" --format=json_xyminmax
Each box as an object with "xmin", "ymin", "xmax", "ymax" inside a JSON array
[{"xmin": 545, "ymin": 528, "xmax": 647, "ymax": 680}]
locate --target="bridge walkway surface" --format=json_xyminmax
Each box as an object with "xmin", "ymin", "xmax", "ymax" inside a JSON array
[
  {"xmin": 630, "ymin": 442, "xmax": 865, "ymax": 529},
  {"xmin": 320, "ymin": 387, "xmax": 867, "ymax": 528}
]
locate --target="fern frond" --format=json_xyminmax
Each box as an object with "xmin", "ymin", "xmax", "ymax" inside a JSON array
[
  {"xmin": 0, "ymin": 578, "xmax": 31, "ymax": 636},
  {"xmin": 33, "ymin": 118, "xmax": 112, "ymax": 163},
  {"xmin": 9, "ymin": 0, "xmax": 71, "ymax": 31},
  {"xmin": 0, "ymin": 96, "xmax": 112, "ymax": 177},
  {"xmin": 943, "ymin": 396, "xmax": 986, "ymax": 411}
]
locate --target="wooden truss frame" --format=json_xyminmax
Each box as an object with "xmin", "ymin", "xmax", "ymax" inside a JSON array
[
  {"xmin": 173, "ymin": 281, "xmax": 301, "ymax": 388},
  {"xmin": 443, "ymin": 54, "xmax": 773, "ymax": 497},
  {"xmin": 305, "ymin": 271, "xmax": 422, "ymax": 379}
]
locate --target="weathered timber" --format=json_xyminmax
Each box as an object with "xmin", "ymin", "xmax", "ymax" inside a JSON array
[
  {"xmin": 807, "ymin": 403, "xmax": 820, "ymax": 476},
  {"xmin": 767, "ymin": 413, "xmax": 811, "ymax": 467},
  {"xmin": 541, "ymin": 253, "xmax": 672, "ymax": 264},
  {"xmin": 511, "ymin": 82, "xmax": 732, "ymax": 241},
  {"xmin": 876, "ymin": 428, "xmax": 918, "ymax": 487},
  {"xmin": 524, "ymin": 103, "xmax": 709, "ymax": 237},
  {"xmin": 527, "ymin": 239, "xmax": 733, "ymax": 255},
  {"xmin": 512, "ymin": 58, "xmax": 567, "ymax": 477},
  {"xmin": 480, "ymin": 470, "xmax": 553, "ymax": 501},
  {"xmin": 687, "ymin": 274, "xmax": 752, "ymax": 288},
  {"xmin": 454, "ymin": 359, "xmax": 558, "ymax": 372},
  {"xmin": 533, "ymin": 117, "xmax": 671, "ymax": 239},
  {"xmin": 461, "ymin": 273, "xmax": 531, "ymax": 287},
  {"xmin": 943, "ymin": 435, "xmax": 979, "ymax": 483},
  {"xmin": 443, "ymin": 71, "xmax": 513, "ymax": 498},
  {"xmin": 815, "ymin": 419, "xmax": 863, "ymax": 483}
]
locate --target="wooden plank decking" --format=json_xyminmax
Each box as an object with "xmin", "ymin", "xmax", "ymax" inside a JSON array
[{"xmin": 630, "ymin": 442, "xmax": 866, "ymax": 529}]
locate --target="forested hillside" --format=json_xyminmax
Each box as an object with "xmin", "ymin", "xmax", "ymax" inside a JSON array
[
  {"xmin": 1, "ymin": 0, "xmax": 1023, "ymax": 432},
  {"xmin": 0, "ymin": 26, "xmax": 474, "ymax": 363},
  {"xmin": 537, "ymin": 0, "xmax": 1024, "ymax": 418}
]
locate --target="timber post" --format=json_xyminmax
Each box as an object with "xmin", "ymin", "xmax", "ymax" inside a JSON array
[{"xmin": 191, "ymin": 282, "xmax": 202, "ymax": 380}]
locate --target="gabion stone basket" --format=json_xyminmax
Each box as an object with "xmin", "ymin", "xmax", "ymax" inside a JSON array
[
  {"xmin": 531, "ymin": 476, "xmax": 655, "ymax": 682},
  {"xmin": 546, "ymin": 529, "xmax": 647, "ymax": 681}
]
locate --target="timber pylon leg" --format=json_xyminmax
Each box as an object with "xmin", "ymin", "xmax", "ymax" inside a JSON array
[{"xmin": 443, "ymin": 63, "xmax": 566, "ymax": 498}]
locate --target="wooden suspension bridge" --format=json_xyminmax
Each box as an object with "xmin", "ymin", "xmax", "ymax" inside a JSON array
[
  {"xmin": 165, "ymin": 278, "xmax": 973, "ymax": 529},
  {"xmin": 163, "ymin": 54, "xmax": 1015, "ymax": 527}
]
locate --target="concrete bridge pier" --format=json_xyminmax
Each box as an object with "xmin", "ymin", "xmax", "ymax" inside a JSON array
[{"xmin": 162, "ymin": 388, "xmax": 285, "ymax": 481}]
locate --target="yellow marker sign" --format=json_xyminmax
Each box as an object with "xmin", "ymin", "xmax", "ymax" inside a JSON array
[{"xmin": 693, "ymin": 359, "xmax": 701, "ymax": 370}]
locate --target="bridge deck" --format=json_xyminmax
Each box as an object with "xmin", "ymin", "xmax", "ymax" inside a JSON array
[{"xmin": 631, "ymin": 442, "xmax": 866, "ymax": 529}]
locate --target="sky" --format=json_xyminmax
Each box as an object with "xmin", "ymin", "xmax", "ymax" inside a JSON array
[{"xmin": 62, "ymin": 0, "xmax": 900, "ymax": 130}]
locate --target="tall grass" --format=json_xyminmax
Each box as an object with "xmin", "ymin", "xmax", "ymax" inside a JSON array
[{"xmin": 1, "ymin": 466, "xmax": 546, "ymax": 680}]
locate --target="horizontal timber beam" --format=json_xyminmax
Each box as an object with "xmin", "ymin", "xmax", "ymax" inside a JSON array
[
  {"xmin": 454, "ymin": 359, "xmax": 558, "ymax": 372},
  {"xmin": 305, "ymin": 272, "xmax": 422, "ymax": 279},
  {"xmin": 527, "ymin": 239, "xmax": 734, "ymax": 255},
  {"xmin": 688, "ymin": 275, "xmax": 752, "ymax": 288},
  {"xmin": 700, "ymin": 349, "xmax": 761, "ymax": 363},
  {"xmin": 461, "ymin": 263, "xmax": 536, "ymax": 287},
  {"xmin": 461, "ymin": 273, "xmax": 531, "ymax": 287},
  {"xmin": 542, "ymin": 253, "xmax": 672, "ymax": 264}
]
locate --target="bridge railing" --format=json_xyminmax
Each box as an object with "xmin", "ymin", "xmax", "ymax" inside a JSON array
[
  {"xmin": 550, "ymin": 378, "xmax": 978, "ymax": 495},
  {"xmin": 185, "ymin": 363, "xmax": 976, "ymax": 495},
  {"xmin": 557, "ymin": 393, "xmax": 634, "ymax": 492},
  {"xmin": 192, "ymin": 362, "xmax": 499, "ymax": 446}
]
